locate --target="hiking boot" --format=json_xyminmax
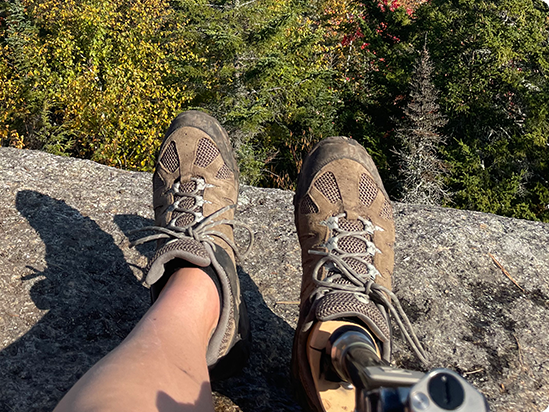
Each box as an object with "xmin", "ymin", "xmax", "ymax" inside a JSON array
[
  {"xmin": 132, "ymin": 110, "xmax": 252, "ymax": 381},
  {"xmin": 292, "ymin": 137, "xmax": 425, "ymax": 411}
]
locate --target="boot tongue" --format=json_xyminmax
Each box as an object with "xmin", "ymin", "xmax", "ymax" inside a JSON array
[
  {"xmin": 171, "ymin": 178, "xmax": 203, "ymax": 227},
  {"xmin": 314, "ymin": 279, "xmax": 391, "ymax": 343},
  {"xmin": 336, "ymin": 217, "xmax": 374, "ymax": 277},
  {"xmin": 313, "ymin": 217, "xmax": 391, "ymax": 343}
]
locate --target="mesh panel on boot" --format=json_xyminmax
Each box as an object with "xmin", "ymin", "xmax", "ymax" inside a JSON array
[
  {"xmin": 338, "ymin": 236, "xmax": 367, "ymax": 254},
  {"xmin": 178, "ymin": 196, "xmax": 196, "ymax": 210},
  {"xmin": 180, "ymin": 181, "xmax": 197, "ymax": 192},
  {"xmin": 337, "ymin": 218, "xmax": 373, "ymax": 274},
  {"xmin": 359, "ymin": 174, "xmax": 379, "ymax": 206},
  {"xmin": 300, "ymin": 194, "xmax": 319, "ymax": 214},
  {"xmin": 379, "ymin": 199, "xmax": 394, "ymax": 220},
  {"xmin": 314, "ymin": 171, "xmax": 342, "ymax": 203},
  {"xmin": 344, "ymin": 257, "xmax": 373, "ymax": 275},
  {"xmin": 316, "ymin": 292, "xmax": 390, "ymax": 339},
  {"xmin": 170, "ymin": 180, "xmax": 200, "ymax": 227},
  {"xmin": 216, "ymin": 163, "xmax": 233, "ymax": 179},
  {"xmin": 147, "ymin": 238, "xmax": 209, "ymax": 272},
  {"xmin": 161, "ymin": 141, "xmax": 180, "ymax": 173},
  {"xmin": 175, "ymin": 213, "xmax": 195, "ymax": 227},
  {"xmin": 195, "ymin": 138, "xmax": 220, "ymax": 167},
  {"xmin": 338, "ymin": 218, "xmax": 364, "ymax": 232}
]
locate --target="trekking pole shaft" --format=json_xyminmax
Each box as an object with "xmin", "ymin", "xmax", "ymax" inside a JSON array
[
  {"xmin": 329, "ymin": 329, "xmax": 383, "ymax": 386},
  {"xmin": 330, "ymin": 329, "xmax": 424, "ymax": 390}
]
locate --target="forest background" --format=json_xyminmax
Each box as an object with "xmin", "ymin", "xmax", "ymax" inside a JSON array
[{"xmin": 1, "ymin": 0, "xmax": 549, "ymax": 222}]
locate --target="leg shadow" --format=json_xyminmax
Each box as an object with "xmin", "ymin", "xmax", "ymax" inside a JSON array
[
  {"xmin": 0, "ymin": 191, "xmax": 149, "ymax": 412},
  {"xmin": 156, "ymin": 382, "xmax": 216, "ymax": 412},
  {"xmin": 113, "ymin": 214, "xmax": 155, "ymax": 259},
  {"xmin": 113, "ymin": 213, "xmax": 156, "ymax": 282}
]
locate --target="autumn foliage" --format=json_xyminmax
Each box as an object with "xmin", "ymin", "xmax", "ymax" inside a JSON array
[{"xmin": 1, "ymin": 0, "xmax": 548, "ymax": 221}]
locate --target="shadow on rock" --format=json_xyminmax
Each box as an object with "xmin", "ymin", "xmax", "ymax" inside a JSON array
[
  {"xmin": 2, "ymin": 192, "xmax": 298, "ymax": 411},
  {"xmin": 466, "ymin": 281, "xmax": 518, "ymax": 378},
  {"xmin": 212, "ymin": 266, "xmax": 302, "ymax": 412},
  {"xmin": 0, "ymin": 191, "xmax": 149, "ymax": 412},
  {"xmin": 113, "ymin": 213, "xmax": 156, "ymax": 281},
  {"xmin": 113, "ymin": 214, "xmax": 155, "ymax": 258}
]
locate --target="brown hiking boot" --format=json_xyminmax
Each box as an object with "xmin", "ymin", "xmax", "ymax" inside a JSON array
[
  {"xmin": 292, "ymin": 137, "xmax": 425, "ymax": 411},
  {"xmin": 132, "ymin": 111, "xmax": 252, "ymax": 381}
]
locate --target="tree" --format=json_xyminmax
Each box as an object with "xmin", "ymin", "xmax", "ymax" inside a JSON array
[
  {"xmin": 171, "ymin": 0, "xmax": 340, "ymax": 187},
  {"xmin": 412, "ymin": 0, "xmax": 549, "ymax": 221},
  {"xmin": 330, "ymin": 0, "xmax": 549, "ymax": 221},
  {"xmin": 396, "ymin": 43, "xmax": 448, "ymax": 205},
  {"xmin": 323, "ymin": 0, "xmax": 427, "ymax": 185},
  {"xmin": 1, "ymin": 0, "xmax": 197, "ymax": 170},
  {"xmin": 2, "ymin": 0, "xmax": 548, "ymax": 221}
]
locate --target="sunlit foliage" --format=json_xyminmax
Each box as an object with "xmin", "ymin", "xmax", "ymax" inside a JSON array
[
  {"xmin": 1, "ymin": 0, "xmax": 548, "ymax": 221},
  {"xmin": 1, "ymin": 0, "xmax": 198, "ymax": 169}
]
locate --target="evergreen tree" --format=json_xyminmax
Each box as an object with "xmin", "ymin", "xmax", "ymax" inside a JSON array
[
  {"xmin": 172, "ymin": 0, "xmax": 339, "ymax": 187},
  {"xmin": 396, "ymin": 44, "xmax": 448, "ymax": 205},
  {"xmin": 412, "ymin": 0, "xmax": 549, "ymax": 221}
]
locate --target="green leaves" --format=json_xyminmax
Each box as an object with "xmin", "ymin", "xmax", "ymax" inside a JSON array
[
  {"xmin": 413, "ymin": 0, "xmax": 549, "ymax": 221},
  {"xmin": 1, "ymin": 0, "xmax": 548, "ymax": 220}
]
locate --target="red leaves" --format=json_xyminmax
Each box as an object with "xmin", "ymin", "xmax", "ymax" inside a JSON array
[
  {"xmin": 377, "ymin": 0, "xmax": 420, "ymax": 16},
  {"xmin": 341, "ymin": 28, "xmax": 364, "ymax": 46},
  {"xmin": 378, "ymin": 0, "xmax": 400, "ymax": 12}
]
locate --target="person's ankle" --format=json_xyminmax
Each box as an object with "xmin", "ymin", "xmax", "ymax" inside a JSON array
[{"xmin": 160, "ymin": 267, "xmax": 220, "ymax": 344}]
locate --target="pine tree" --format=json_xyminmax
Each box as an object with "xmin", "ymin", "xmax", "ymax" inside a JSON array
[{"xmin": 396, "ymin": 44, "xmax": 448, "ymax": 205}]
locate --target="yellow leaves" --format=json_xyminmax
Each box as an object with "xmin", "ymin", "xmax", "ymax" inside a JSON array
[
  {"xmin": 2, "ymin": 0, "xmax": 198, "ymax": 171},
  {"xmin": 1, "ymin": 125, "xmax": 25, "ymax": 149},
  {"xmin": 9, "ymin": 131, "xmax": 25, "ymax": 149}
]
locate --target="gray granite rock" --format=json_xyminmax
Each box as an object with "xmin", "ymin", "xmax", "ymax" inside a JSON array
[{"xmin": 0, "ymin": 147, "xmax": 548, "ymax": 412}]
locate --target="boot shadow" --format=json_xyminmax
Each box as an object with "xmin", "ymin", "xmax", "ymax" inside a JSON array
[{"xmin": 212, "ymin": 266, "xmax": 301, "ymax": 412}]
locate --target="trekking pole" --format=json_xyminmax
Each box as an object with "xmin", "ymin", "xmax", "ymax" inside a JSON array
[{"xmin": 326, "ymin": 325, "xmax": 490, "ymax": 412}]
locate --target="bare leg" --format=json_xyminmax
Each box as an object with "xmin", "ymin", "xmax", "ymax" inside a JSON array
[{"xmin": 54, "ymin": 267, "xmax": 220, "ymax": 412}]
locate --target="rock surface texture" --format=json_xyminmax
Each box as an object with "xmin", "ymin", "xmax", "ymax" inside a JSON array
[{"xmin": 1, "ymin": 147, "xmax": 548, "ymax": 412}]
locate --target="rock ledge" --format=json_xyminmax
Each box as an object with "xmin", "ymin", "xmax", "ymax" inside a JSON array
[{"xmin": 1, "ymin": 147, "xmax": 548, "ymax": 412}]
